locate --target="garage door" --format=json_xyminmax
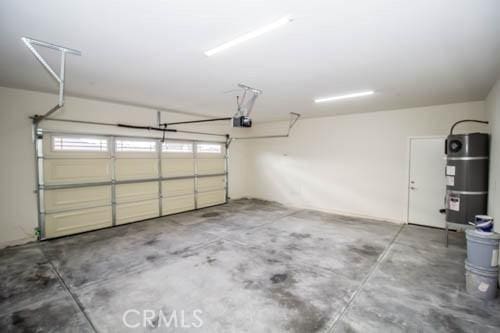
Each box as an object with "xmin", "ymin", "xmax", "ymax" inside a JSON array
[{"xmin": 37, "ymin": 132, "xmax": 227, "ymax": 239}]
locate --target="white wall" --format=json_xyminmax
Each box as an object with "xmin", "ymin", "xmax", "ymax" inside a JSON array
[
  {"xmin": 0, "ymin": 86, "xmax": 247, "ymax": 247},
  {"xmin": 234, "ymin": 102, "xmax": 487, "ymax": 223},
  {"xmin": 0, "ymin": 86, "xmax": 491, "ymax": 247},
  {"xmin": 486, "ymin": 79, "xmax": 500, "ymax": 232}
]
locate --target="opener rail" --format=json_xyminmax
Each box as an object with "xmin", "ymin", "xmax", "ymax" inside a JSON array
[{"xmin": 228, "ymin": 112, "xmax": 301, "ymax": 146}]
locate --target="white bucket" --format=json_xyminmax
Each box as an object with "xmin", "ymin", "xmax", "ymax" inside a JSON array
[
  {"xmin": 465, "ymin": 229, "xmax": 500, "ymax": 269},
  {"xmin": 465, "ymin": 260, "xmax": 498, "ymax": 300}
]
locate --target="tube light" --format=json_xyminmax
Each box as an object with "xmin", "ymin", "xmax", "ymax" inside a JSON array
[
  {"xmin": 314, "ymin": 90, "xmax": 375, "ymax": 103},
  {"xmin": 204, "ymin": 15, "xmax": 293, "ymax": 56}
]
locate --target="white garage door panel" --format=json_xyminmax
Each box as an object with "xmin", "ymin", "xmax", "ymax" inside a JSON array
[
  {"xmin": 45, "ymin": 206, "xmax": 112, "ymax": 238},
  {"xmin": 197, "ymin": 176, "xmax": 226, "ymax": 193},
  {"xmin": 38, "ymin": 133, "xmax": 227, "ymax": 239},
  {"xmin": 162, "ymin": 179, "xmax": 194, "ymax": 197},
  {"xmin": 162, "ymin": 195, "xmax": 195, "ymax": 215},
  {"xmin": 197, "ymin": 159, "xmax": 225, "ymax": 175},
  {"xmin": 116, "ymin": 182, "xmax": 159, "ymax": 203},
  {"xmin": 115, "ymin": 152, "xmax": 157, "ymax": 159},
  {"xmin": 116, "ymin": 199, "xmax": 159, "ymax": 225},
  {"xmin": 115, "ymin": 159, "xmax": 158, "ymax": 180},
  {"xmin": 161, "ymin": 159, "xmax": 194, "ymax": 177},
  {"xmin": 197, "ymin": 190, "xmax": 226, "ymax": 208},
  {"xmin": 163, "ymin": 152, "xmax": 194, "ymax": 159},
  {"xmin": 44, "ymin": 159, "xmax": 111, "ymax": 184},
  {"xmin": 44, "ymin": 186, "xmax": 111, "ymax": 212}
]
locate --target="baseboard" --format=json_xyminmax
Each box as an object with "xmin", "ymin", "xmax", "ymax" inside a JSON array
[
  {"xmin": 0, "ymin": 237, "xmax": 36, "ymax": 250},
  {"xmin": 242, "ymin": 196, "xmax": 405, "ymax": 225}
]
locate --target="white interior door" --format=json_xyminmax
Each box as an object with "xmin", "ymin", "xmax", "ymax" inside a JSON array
[{"xmin": 408, "ymin": 137, "xmax": 446, "ymax": 228}]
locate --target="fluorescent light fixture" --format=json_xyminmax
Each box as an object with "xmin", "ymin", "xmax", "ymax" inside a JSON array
[
  {"xmin": 204, "ymin": 15, "xmax": 293, "ymax": 56},
  {"xmin": 314, "ymin": 90, "xmax": 375, "ymax": 103}
]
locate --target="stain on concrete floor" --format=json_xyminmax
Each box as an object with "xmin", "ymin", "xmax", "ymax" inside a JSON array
[
  {"xmin": 0, "ymin": 198, "xmax": 499, "ymax": 332},
  {"xmin": 201, "ymin": 212, "xmax": 220, "ymax": 218}
]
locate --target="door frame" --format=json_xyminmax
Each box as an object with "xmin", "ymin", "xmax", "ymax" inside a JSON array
[{"xmin": 405, "ymin": 135, "xmax": 446, "ymax": 225}]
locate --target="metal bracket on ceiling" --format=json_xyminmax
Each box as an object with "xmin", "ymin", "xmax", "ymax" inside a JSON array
[
  {"xmin": 287, "ymin": 112, "xmax": 301, "ymax": 131},
  {"xmin": 235, "ymin": 83, "xmax": 262, "ymax": 118},
  {"xmin": 21, "ymin": 37, "xmax": 81, "ymax": 124}
]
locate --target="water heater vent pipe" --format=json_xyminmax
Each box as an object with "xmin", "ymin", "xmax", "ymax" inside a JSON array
[{"xmin": 449, "ymin": 119, "xmax": 489, "ymax": 135}]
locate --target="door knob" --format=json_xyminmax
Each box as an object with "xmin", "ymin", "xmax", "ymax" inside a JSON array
[{"xmin": 410, "ymin": 186, "xmax": 416, "ymax": 190}]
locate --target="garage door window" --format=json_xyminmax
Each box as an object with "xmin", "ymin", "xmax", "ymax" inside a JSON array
[
  {"xmin": 197, "ymin": 143, "xmax": 222, "ymax": 154},
  {"xmin": 52, "ymin": 136, "xmax": 108, "ymax": 152},
  {"xmin": 116, "ymin": 139, "xmax": 157, "ymax": 152},
  {"xmin": 163, "ymin": 142, "xmax": 193, "ymax": 153}
]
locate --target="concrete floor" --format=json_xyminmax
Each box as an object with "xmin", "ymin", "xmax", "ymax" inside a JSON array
[{"xmin": 1, "ymin": 198, "xmax": 499, "ymax": 332}]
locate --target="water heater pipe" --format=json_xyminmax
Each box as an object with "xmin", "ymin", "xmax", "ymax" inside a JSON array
[{"xmin": 449, "ymin": 119, "xmax": 489, "ymax": 135}]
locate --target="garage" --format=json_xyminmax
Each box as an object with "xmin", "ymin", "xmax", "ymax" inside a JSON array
[{"xmin": 0, "ymin": 1, "xmax": 500, "ymax": 332}]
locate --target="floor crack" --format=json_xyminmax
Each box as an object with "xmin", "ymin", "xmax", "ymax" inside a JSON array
[
  {"xmin": 325, "ymin": 224, "xmax": 405, "ymax": 333},
  {"xmin": 41, "ymin": 249, "xmax": 99, "ymax": 333}
]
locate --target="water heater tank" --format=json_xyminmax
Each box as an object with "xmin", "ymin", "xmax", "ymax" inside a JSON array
[{"xmin": 445, "ymin": 133, "xmax": 489, "ymax": 224}]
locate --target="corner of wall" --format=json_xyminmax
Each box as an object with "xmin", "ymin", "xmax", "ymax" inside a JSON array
[{"xmin": 486, "ymin": 79, "xmax": 500, "ymax": 232}]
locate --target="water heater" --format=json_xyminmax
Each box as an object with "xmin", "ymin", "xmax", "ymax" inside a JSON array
[{"xmin": 445, "ymin": 133, "xmax": 489, "ymax": 224}]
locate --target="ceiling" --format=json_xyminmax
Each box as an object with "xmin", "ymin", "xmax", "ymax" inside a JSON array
[{"xmin": 1, "ymin": 0, "xmax": 499, "ymax": 122}]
